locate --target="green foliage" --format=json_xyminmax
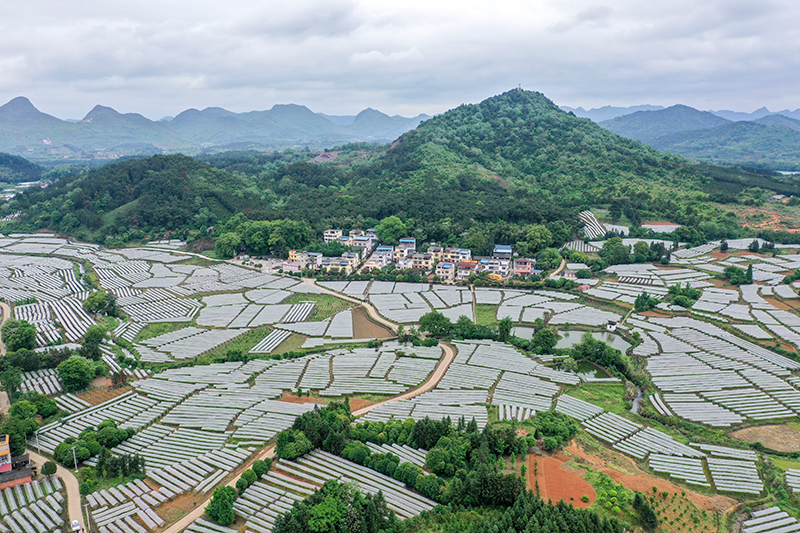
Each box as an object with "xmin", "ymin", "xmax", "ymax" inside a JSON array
[
  {"xmin": 536, "ymin": 248, "xmax": 562, "ymax": 271},
  {"xmin": 53, "ymin": 419, "xmax": 134, "ymax": 468},
  {"xmin": 0, "ymin": 152, "xmax": 45, "ymax": 183},
  {"xmin": 273, "ymin": 480, "xmax": 398, "ymax": 533},
  {"xmin": 634, "ymin": 291, "xmax": 660, "ymax": 311},
  {"xmin": 252, "ymin": 458, "xmax": 272, "ymax": 478},
  {"xmin": 723, "ymin": 264, "xmax": 751, "ymax": 285},
  {"xmin": 784, "ymin": 269, "xmax": 800, "ymax": 285},
  {"xmin": 214, "ymin": 232, "xmax": 242, "ymax": 259},
  {"xmin": 276, "ymin": 401, "xmax": 352, "ymax": 460},
  {"xmin": 82, "ymin": 291, "xmax": 119, "ymax": 317},
  {"xmin": 572, "ymin": 333, "xmax": 638, "ymax": 384},
  {"xmin": 57, "ymin": 355, "xmax": 96, "ymax": 392},
  {"xmin": 530, "ymin": 411, "xmax": 580, "ymax": 450},
  {"xmin": 41, "ymin": 461, "xmax": 57, "ymax": 476},
  {"xmin": 633, "ymin": 492, "xmax": 660, "ymax": 531},
  {"xmin": 2, "ymin": 319, "xmax": 37, "ymax": 352},
  {"xmin": 665, "ymin": 282, "xmax": 702, "ymax": 308},
  {"xmin": 600, "ymin": 237, "xmax": 631, "ymax": 265},
  {"xmin": 375, "ymin": 215, "xmax": 408, "ymax": 245},
  {"xmin": 206, "ymin": 486, "xmax": 237, "ymax": 526}
]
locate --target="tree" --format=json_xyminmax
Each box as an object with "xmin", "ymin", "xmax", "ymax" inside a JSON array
[
  {"xmin": 57, "ymin": 355, "xmax": 95, "ymax": 392},
  {"xmin": 519, "ymin": 225, "xmax": 553, "ymax": 256},
  {"xmin": 497, "ymin": 317, "xmax": 512, "ymax": 343},
  {"xmin": 0, "ymin": 367, "xmax": 22, "ymax": 398},
  {"xmin": 532, "ymin": 328, "xmax": 559, "ymax": 354},
  {"xmin": 599, "ymin": 237, "xmax": 631, "ymax": 265},
  {"xmin": 746, "ymin": 264, "xmax": 754, "ymax": 284},
  {"xmin": 634, "ymin": 291, "xmax": 659, "ymax": 311},
  {"xmin": 375, "ymin": 216, "xmax": 407, "ymax": 245},
  {"xmin": 2, "ymin": 319, "xmax": 37, "ymax": 352},
  {"xmin": 749, "ymin": 239, "xmax": 760, "ymax": 253},
  {"xmin": 42, "ymin": 461, "xmax": 57, "ymax": 476},
  {"xmin": 720, "ymin": 239, "xmax": 729, "ymax": 252},
  {"xmin": 82, "ymin": 291, "xmax": 118, "ymax": 317},
  {"xmin": 418, "ymin": 311, "xmax": 453, "ymax": 337},
  {"xmin": 214, "ymin": 232, "xmax": 242, "ymax": 259},
  {"xmin": 81, "ymin": 325, "xmax": 106, "ymax": 360},
  {"xmin": 206, "ymin": 486, "xmax": 237, "ymax": 526},
  {"xmin": 9, "ymin": 400, "xmax": 37, "ymax": 419}
]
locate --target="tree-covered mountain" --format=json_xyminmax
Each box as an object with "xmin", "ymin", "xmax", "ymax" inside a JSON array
[
  {"xmin": 5, "ymin": 89, "xmax": 797, "ymax": 248},
  {"xmin": 649, "ymin": 121, "xmax": 800, "ymax": 170},
  {"xmin": 599, "ymin": 105, "xmax": 731, "ymax": 142},
  {"xmin": 0, "ymin": 97, "xmax": 429, "ymax": 162},
  {"xmin": 5, "ymin": 154, "xmax": 264, "ymax": 243},
  {"xmin": 561, "ymin": 104, "xmax": 664, "ymax": 122},
  {"xmin": 0, "ymin": 153, "xmax": 44, "ymax": 183}
]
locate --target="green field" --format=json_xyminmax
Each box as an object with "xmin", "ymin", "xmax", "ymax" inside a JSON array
[
  {"xmin": 475, "ymin": 304, "xmax": 498, "ymax": 324},
  {"xmin": 134, "ymin": 321, "xmax": 190, "ymax": 343},
  {"xmin": 197, "ymin": 327, "xmax": 273, "ymax": 362},
  {"xmin": 567, "ymin": 383, "xmax": 629, "ymax": 415},
  {"xmin": 283, "ymin": 293, "xmax": 352, "ymax": 321}
]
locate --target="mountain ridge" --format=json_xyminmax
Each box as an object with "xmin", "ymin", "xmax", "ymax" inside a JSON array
[{"xmin": 0, "ymin": 97, "xmax": 431, "ymax": 161}]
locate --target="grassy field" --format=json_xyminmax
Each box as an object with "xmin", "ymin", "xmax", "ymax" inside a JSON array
[
  {"xmin": 567, "ymin": 383, "xmax": 628, "ymax": 415},
  {"xmin": 273, "ymin": 333, "xmax": 307, "ymax": 354},
  {"xmin": 197, "ymin": 327, "xmax": 273, "ymax": 362},
  {"xmin": 135, "ymin": 322, "xmax": 190, "ymax": 342},
  {"xmin": 475, "ymin": 304, "xmax": 498, "ymax": 324},
  {"xmin": 283, "ymin": 293, "xmax": 352, "ymax": 321},
  {"xmin": 175, "ymin": 256, "xmax": 222, "ymax": 267}
]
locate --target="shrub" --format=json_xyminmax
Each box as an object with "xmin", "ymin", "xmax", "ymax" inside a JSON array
[
  {"xmin": 581, "ymin": 495, "xmax": 589, "ymax": 503},
  {"xmin": 42, "ymin": 461, "xmax": 57, "ymax": 476}
]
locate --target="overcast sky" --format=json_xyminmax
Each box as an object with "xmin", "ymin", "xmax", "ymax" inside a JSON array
[{"xmin": 1, "ymin": 0, "xmax": 799, "ymax": 120}]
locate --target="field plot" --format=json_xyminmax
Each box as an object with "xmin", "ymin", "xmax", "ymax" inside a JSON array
[
  {"xmin": 0, "ymin": 475, "xmax": 65, "ymax": 533},
  {"xmin": 227, "ymin": 449, "xmax": 436, "ymax": 533}
]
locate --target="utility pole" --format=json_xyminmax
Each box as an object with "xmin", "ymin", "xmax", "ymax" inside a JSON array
[{"xmin": 71, "ymin": 446, "xmax": 78, "ymax": 471}]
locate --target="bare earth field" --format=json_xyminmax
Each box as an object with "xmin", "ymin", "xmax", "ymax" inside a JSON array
[
  {"xmin": 78, "ymin": 383, "xmax": 132, "ymax": 405},
  {"xmin": 352, "ymin": 306, "xmax": 394, "ymax": 339},
  {"xmin": 528, "ymin": 453, "xmax": 595, "ymax": 508},
  {"xmin": 730, "ymin": 425, "xmax": 800, "ymax": 452}
]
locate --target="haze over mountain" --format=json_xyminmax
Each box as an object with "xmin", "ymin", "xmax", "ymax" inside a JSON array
[
  {"xmin": 595, "ymin": 104, "xmax": 800, "ymax": 170},
  {"xmin": 0, "ymin": 96, "xmax": 430, "ymax": 162}
]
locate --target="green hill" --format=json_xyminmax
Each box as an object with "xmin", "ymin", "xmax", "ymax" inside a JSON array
[
  {"xmin": 599, "ymin": 104, "xmax": 731, "ymax": 141},
  {"xmin": 6, "ymin": 89, "xmax": 798, "ymax": 246},
  {"xmin": 6, "ymin": 154, "xmax": 263, "ymax": 242},
  {"xmin": 650, "ymin": 121, "xmax": 800, "ymax": 170},
  {"xmin": 0, "ymin": 153, "xmax": 44, "ymax": 183}
]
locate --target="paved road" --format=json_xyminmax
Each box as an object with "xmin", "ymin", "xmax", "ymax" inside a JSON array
[
  {"xmin": 300, "ymin": 278, "xmax": 398, "ymax": 333},
  {"xmin": 27, "ymin": 449, "xmax": 84, "ymax": 528},
  {"xmin": 162, "ymin": 341, "xmax": 456, "ymax": 533}
]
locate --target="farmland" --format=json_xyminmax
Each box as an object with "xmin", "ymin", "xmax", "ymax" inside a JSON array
[{"xmin": 5, "ymin": 234, "xmax": 800, "ymax": 533}]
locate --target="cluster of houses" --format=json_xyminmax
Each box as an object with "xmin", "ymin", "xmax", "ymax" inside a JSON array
[{"xmin": 281, "ymin": 229, "xmax": 549, "ymax": 282}]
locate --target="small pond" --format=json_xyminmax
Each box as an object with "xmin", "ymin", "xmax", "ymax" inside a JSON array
[
  {"xmin": 575, "ymin": 360, "xmax": 612, "ymax": 379},
  {"xmin": 554, "ymin": 329, "xmax": 631, "ymax": 353}
]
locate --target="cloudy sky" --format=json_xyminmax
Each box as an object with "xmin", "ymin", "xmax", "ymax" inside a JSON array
[{"xmin": 1, "ymin": 0, "xmax": 799, "ymax": 120}]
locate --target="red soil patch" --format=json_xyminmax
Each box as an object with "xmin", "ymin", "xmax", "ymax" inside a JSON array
[
  {"xmin": 707, "ymin": 278, "xmax": 729, "ymax": 288},
  {"xmin": 78, "ymin": 385, "xmax": 132, "ymax": 406},
  {"xmin": 349, "ymin": 398, "xmax": 375, "ymax": 411},
  {"xmin": 528, "ymin": 454, "xmax": 595, "ymax": 508},
  {"xmin": 640, "ymin": 310, "xmax": 670, "ymax": 318},
  {"xmin": 741, "ymin": 208, "xmax": 800, "ymax": 232},
  {"xmin": 516, "ymin": 429, "xmax": 529, "ymax": 438},
  {"xmin": 764, "ymin": 297, "xmax": 794, "ymax": 310},
  {"xmin": 279, "ymin": 391, "xmax": 328, "ymax": 405},
  {"xmin": 564, "ymin": 441, "xmax": 735, "ymax": 513}
]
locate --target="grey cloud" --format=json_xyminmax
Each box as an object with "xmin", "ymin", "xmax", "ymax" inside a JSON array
[{"xmin": 0, "ymin": 0, "xmax": 798, "ymax": 119}]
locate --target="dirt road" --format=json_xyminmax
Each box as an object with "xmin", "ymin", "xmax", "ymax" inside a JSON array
[
  {"xmin": 27, "ymin": 449, "xmax": 84, "ymax": 527},
  {"xmin": 300, "ymin": 278, "xmax": 398, "ymax": 333},
  {"xmin": 162, "ymin": 342, "xmax": 456, "ymax": 533},
  {"xmin": 0, "ymin": 301, "xmax": 11, "ymax": 355},
  {"xmin": 548, "ymin": 258, "xmax": 567, "ymax": 279}
]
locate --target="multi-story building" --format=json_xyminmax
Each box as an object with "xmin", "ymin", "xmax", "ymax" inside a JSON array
[
  {"xmin": 478, "ymin": 257, "xmax": 511, "ymax": 277},
  {"xmin": 323, "ymin": 229, "xmax": 343, "ymax": 243},
  {"xmin": 412, "ymin": 253, "xmax": 434, "ymax": 271},
  {"xmin": 349, "ymin": 229, "xmax": 365, "ymax": 238},
  {"xmin": 0, "ymin": 435, "xmax": 11, "ymax": 474},
  {"xmin": 513, "ymin": 258, "xmax": 535, "ymax": 277},
  {"xmin": 372, "ymin": 246, "xmax": 395, "ymax": 266},
  {"xmin": 435, "ymin": 262, "xmax": 456, "ymax": 283},
  {"xmin": 493, "ymin": 244, "xmax": 513, "ymax": 259},
  {"xmin": 397, "ymin": 238, "xmax": 417, "ymax": 253},
  {"xmin": 351, "ymin": 235, "xmax": 377, "ymax": 251},
  {"xmin": 456, "ymin": 260, "xmax": 480, "ymax": 281},
  {"xmin": 443, "ymin": 247, "xmax": 472, "ymax": 262},
  {"xmin": 427, "ymin": 246, "xmax": 444, "ymax": 262}
]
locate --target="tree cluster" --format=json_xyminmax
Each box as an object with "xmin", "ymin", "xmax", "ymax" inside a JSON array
[
  {"xmin": 273, "ymin": 480, "xmax": 400, "ymax": 533},
  {"xmin": 54, "ymin": 419, "xmax": 134, "ymax": 468}
]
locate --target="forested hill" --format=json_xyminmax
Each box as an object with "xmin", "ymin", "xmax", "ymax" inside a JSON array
[
  {"xmin": 5, "ymin": 89, "xmax": 800, "ymax": 248},
  {"xmin": 6, "ymin": 155, "xmax": 264, "ymax": 243},
  {"xmin": 0, "ymin": 152, "xmax": 44, "ymax": 183}
]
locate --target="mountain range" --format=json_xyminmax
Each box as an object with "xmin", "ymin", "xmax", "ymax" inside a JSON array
[
  {"xmin": 597, "ymin": 105, "xmax": 800, "ymax": 169},
  {"xmin": 6, "ymin": 89, "xmax": 788, "ymax": 246},
  {"xmin": 562, "ymin": 104, "xmax": 800, "ymax": 123},
  {"xmin": 0, "ymin": 97, "xmax": 430, "ymax": 162}
]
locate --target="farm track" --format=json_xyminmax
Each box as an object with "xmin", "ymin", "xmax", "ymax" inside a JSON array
[
  {"xmin": 300, "ymin": 277, "xmax": 398, "ymax": 333},
  {"xmin": 162, "ymin": 342, "xmax": 455, "ymax": 533},
  {"xmin": 0, "ymin": 300, "xmax": 11, "ymax": 354},
  {"xmin": 27, "ymin": 449, "xmax": 84, "ymax": 527}
]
